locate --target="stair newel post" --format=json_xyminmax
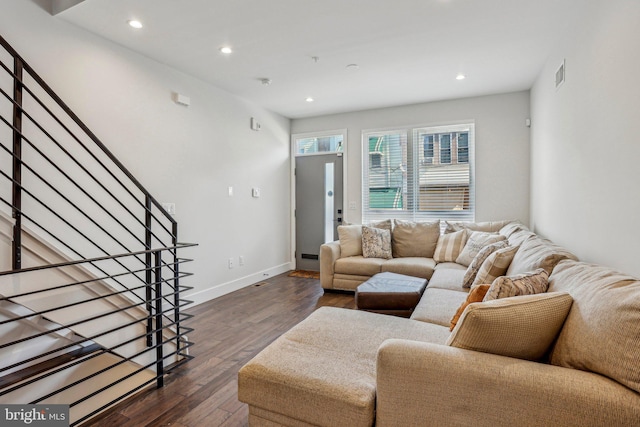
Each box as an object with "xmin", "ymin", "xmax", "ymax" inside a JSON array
[
  {"xmin": 12, "ymin": 57, "xmax": 23, "ymax": 270},
  {"xmin": 145, "ymin": 195, "xmax": 153, "ymax": 346},
  {"xmin": 154, "ymin": 249, "xmax": 165, "ymax": 388}
]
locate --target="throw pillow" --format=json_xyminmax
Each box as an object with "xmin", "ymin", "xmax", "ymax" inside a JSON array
[
  {"xmin": 484, "ymin": 268, "xmax": 549, "ymax": 301},
  {"xmin": 450, "ymin": 284, "xmax": 491, "ymax": 331},
  {"xmin": 433, "ymin": 229, "xmax": 469, "ymax": 263},
  {"xmin": 461, "ymin": 241, "xmax": 508, "ymax": 288},
  {"xmin": 391, "ymin": 219, "xmax": 440, "ymax": 258},
  {"xmin": 471, "ymin": 245, "xmax": 519, "ymax": 287},
  {"xmin": 446, "ymin": 292, "xmax": 574, "ymax": 360},
  {"xmin": 456, "ymin": 231, "xmax": 507, "ymax": 267},
  {"xmin": 337, "ymin": 225, "xmax": 362, "ymax": 257},
  {"xmin": 361, "ymin": 226, "xmax": 392, "ymax": 259}
]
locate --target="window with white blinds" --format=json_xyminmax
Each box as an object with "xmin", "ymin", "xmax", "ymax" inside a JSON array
[{"xmin": 362, "ymin": 123, "xmax": 475, "ymax": 224}]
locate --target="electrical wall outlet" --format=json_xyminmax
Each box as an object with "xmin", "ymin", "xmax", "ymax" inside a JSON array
[
  {"xmin": 228, "ymin": 257, "xmax": 234, "ymax": 269},
  {"xmin": 239, "ymin": 256, "xmax": 245, "ymax": 266}
]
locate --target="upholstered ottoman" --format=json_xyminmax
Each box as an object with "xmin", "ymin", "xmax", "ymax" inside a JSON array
[{"xmin": 356, "ymin": 272, "xmax": 428, "ymax": 317}]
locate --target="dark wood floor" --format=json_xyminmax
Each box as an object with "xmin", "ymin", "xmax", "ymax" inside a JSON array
[{"xmin": 86, "ymin": 273, "xmax": 355, "ymax": 427}]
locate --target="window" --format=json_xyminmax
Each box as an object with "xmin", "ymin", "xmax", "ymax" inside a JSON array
[
  {"xmin": 439, "ymin": 134, "xmax": 451, "ymax": 164},
  {"xmin": 362, "ymin": 124, "xmax": 474, "ymax": 223},
  {"xmin": 423, "ymin": 135, "xmax": 434, "ymax": 164},
  {"xmin": 295, "ymin": 134, "xmax": 343, "ymax": 155},
  {"xmin": 457, "ymin": 132, "xmax": 469, "ymax": 163}
]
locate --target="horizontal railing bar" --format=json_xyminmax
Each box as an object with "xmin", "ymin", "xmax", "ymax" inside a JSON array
[
  {"xmin": 0, "ymin": 272, "xmax": 193, "ymax": 327},
  {"xmin": 0, "ymin": 35, "xmax": 176, "ymax": 227},
  {"xmin": 0, "ymin": 263, "xmax": 192, "ymax": 301},
  {"xmin": 0, "ymin": 242, "xmax": 197, "ymax": 277},
  {"xmin": 0, "ymin": 307, "xmax": 193, "ymax": 376},
  {"xmin": 0, "ymin": 288, "xmax": 184, "ymax": 349}
]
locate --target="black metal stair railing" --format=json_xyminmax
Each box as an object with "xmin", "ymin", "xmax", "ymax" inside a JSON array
[{"xmin": 0, "ymin": 34, "xmax": 196, "ymax": 425}]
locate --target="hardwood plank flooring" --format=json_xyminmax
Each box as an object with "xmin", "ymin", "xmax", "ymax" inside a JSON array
[{"xmin": 85, "ymin": 273, "xmax": 355, "ymax": 427}]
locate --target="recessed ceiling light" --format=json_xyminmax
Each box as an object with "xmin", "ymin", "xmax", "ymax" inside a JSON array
[
  {"xmin": 456, "ymin": 74, "xmax": 466, "ymax": 80},
  {"xmin": 127, "ymin": 20, "xmax": 143, "ymax": 29},
  {"xmin": 219, "ymin": 46, "xmax": 233, "ymax": 54},
  {"xmin": 306, "ymin": 97, "xmax": 314, "ymax": 103}
]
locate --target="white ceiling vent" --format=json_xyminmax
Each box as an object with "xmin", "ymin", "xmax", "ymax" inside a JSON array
[{"xmin": 555, "ymin": 59, "xmax": 565, "ymax": 90}]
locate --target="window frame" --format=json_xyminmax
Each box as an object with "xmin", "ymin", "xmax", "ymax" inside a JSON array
[{"xmin": 362, "ymin": 123, "xmax": 475, "ymax": 224}]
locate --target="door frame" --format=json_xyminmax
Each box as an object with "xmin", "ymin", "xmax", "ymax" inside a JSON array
[{"xmin": 290, "ymin": 129, "xmax": 348, "ymax": 269}]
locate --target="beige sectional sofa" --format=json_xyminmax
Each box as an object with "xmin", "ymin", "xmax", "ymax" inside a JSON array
[{"xmin": 238, "ymin": 220, "xmax": 640, "ymax": 426}]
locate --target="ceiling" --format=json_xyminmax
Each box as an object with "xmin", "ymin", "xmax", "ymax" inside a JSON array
[{"xmin": 52, "ymin": 0, "xmax": 580, "ymax": 119}]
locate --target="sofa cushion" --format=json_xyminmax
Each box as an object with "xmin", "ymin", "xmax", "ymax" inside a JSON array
[
  {"xmin": 450, "ymin": 284, "xmax": 491, "ymax": 331},
  {"xmin": 484, "ymin": 268, "xmax": 549, "ymax": 301},
  {"xmin": 362, "ymin": 226, "xmax": 392, "ymax": 259},
  {"xmin": 410, "ymin": 288, "xmax": 469, "ymax": 326},
  {"xmin": 456, "ymin": 231, "xmax": 507, "ymax": 267},
  {"xmin": 337, "ymin": 225, "xmax": 363, "ymax": 257},
  {"xmin": 433, "ymin": 229, "xmax": 468, "ymax": 263},
  {"xmin": 334, "ymin": 256, "xmax": 384, "ymax": 276},
  {"xmin": 506, "ymin": 235, "xmax": 577, "ymax": 276},
  {"xmin": 444, "ymin": 219, "xmax": 514, "ymax": 234},
  {"xmin": 381, "ymin": 257, "xmax": 436, "ymax": 279},
  {"xmin": 548, "ymin": 260, "xmax": 640, "ymax": 394},
  {"xmin": 461, "ymin": 240, "xmax": 508, "ymax": 288},
  {"xmin": 471, "ymin": 245, "xmax": 519, "ymax": 287},
  {"xmin": 391, "ymin": 219, "xmax": 440, "ymax": 258},
  {"xmin": 427, "ymin": 265, "xmax": 467, "ymax": 291},
  {"xmin": 446, "ymin": 292, "xmax": 573, "ymax": 361},
  {"xmin": 238, "ymin": 307, "xmax": 451, "ymax": 427}
]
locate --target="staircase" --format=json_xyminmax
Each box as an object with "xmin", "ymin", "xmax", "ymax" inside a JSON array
[{"xmin": 0, "ymin": 35, "xmax": 195, "ymax": 425}]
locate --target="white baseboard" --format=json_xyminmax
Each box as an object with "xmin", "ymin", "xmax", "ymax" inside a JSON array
[{"xmin": 186, "ymin": 262, "xmax": 293, "ymax": 307}]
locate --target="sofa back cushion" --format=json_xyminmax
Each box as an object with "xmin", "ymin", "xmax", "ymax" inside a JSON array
[
  {"xmin": 391, "ymin": 219, "xmax": 440, "ymax": 258},
  {"xmin": 506, "ymin": 235, "xmax": 577, "ymax": 276},
  {"xmin": 444, "ymin": 219, "xmax": 514, "ymax": 234},
  {"xmin": 548, "ymin": 260, "xmax": 640, "ymax": 393},
  {"xmin": 337, "ymin": 225, "xmax": 363, "ymax": 257}
]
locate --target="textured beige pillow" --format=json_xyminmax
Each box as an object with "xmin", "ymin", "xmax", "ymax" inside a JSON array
[
  {"xmin": 447, "ymin": 292, "xmax": 574, "ymax": 360},
  {"xmin": 461, "ymin": 240, "xmax": 508, "ymax": 288},
  {"xmin": 361, "ymin": 226, "xmax": 392, "ymax": 259},
  {"xmin": 337, "ymin": 225, "xmax": 362, "ymax": 257},
  {"xmin": 391, "ymin": 219, "xmax": 440, "ymax": 258},
  {"xmin": 433, "ymin": 229, "xmax": 468, "ymax": 263},
  {"xmin": 484, "ymin": 268, "xmax": 549, "ymax": 301},
  {"xmin": 471, "ymin": 245, "xmax": 519, "ymax": 287},
  {"xmin": 456, "ymin": 231, "xmax": 507, "ymax": 267}
]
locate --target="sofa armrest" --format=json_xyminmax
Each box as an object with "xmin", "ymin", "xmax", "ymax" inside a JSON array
[
  {"xmin": 376, "ymin": 339, "xmax": 640, "ymax": 427},
  {"xmin": 319, "ymin": 241, "xmax": 341, "ymax": 290}
]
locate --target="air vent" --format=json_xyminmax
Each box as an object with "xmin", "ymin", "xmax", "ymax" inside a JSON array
[{"xmin": 555, "ymin": 59, "xmax": 565, "ymax": 89}]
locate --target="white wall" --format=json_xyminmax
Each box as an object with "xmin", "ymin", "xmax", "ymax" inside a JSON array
[
  {"xmin": 0, "ymin": 0, "xmax": 292, "ymax": 304},
  {"xmin": 530, "ymin": 0, "xmax": 640, "ymax": 277},
  {"xmin": 291, "ymin": 91, "xmax": 531, "ymax": 225}
]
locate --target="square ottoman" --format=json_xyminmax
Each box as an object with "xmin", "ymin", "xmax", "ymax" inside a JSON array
[{"xmin": 355, "ymin": 272, "xmax": 428, "ymax": 317}]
